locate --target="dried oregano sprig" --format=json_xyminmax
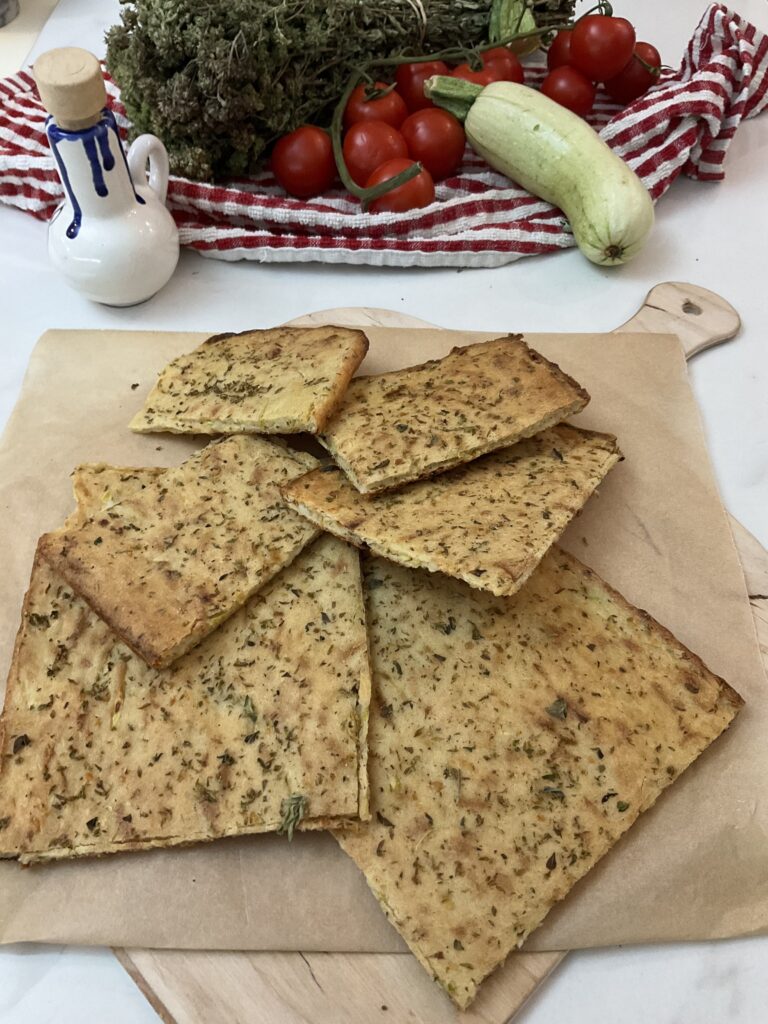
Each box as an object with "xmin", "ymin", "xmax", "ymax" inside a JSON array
[
  {"xmin": 105, "ymin": 0, "xmax": 575, "ymax": 181},
  {"xmin": 278, "ymin": 793, "xmax": 308, "ymax": 841}
]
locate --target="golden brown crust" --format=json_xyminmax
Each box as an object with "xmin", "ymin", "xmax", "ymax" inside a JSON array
[
  {"xmin": 0, "ymin": 551, "xmax": 40, "ymax": 776},
  {"xmin": 335, "ymin": 549, "xmax": 743, "ymax": 1008},
  {"xmin": 70, "ymin": 464, "xmax": 166, "ymax": 525},
  {"xmin": 564, "ymin": 552, "xmax": 744, "ymax": 714},
  {"xmin": 129, "ymin": 326, "xmax": 369, "ymax": 435},
  {"xmin": 319, "ymin": 335, "xmax": 591, "ymax": 494},
  {"xmin": 38, "ymin": 437, "xmax": 320, "ymax": 668},
  {"xmin": 282, "ymin": 425, "xmax": 621, "ymax": 596},
  {"xmin": 0, "ymin": 518, "xmax": 371, "ymax": 864}
]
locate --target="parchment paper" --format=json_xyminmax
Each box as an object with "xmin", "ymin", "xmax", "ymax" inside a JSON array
[{"xmin": 0, "ymin": 326, "xmax": 766, "ymax": 953}]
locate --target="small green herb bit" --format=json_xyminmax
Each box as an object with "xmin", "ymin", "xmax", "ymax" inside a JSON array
[
  {"xmin": 278, "ymin": 793, "xmax": 308, "ymax": 841},
  {"xmin": 242, "ymin": 695, "xmax": 258, "ymax": 722},
  {"xmin": 541, "ymin": 786, "xmax": 565, "ymax": 801},
  {"xmin": 546, "ymin": 698, "xmax": 568, "ymax": 720},
  {"xmin": 194, "ymin": 780, "xmax": 219, "ymax": 804}
]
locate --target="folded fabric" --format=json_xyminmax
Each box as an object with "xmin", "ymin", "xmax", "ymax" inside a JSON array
[{"xmin": 0, "ymin": 4, "xmax": 765, "ymax": 266}]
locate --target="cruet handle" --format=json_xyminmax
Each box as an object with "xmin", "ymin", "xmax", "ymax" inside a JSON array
[{"xmin": 127, "ymin": 134, "xmax": 170, "ymax": 204}]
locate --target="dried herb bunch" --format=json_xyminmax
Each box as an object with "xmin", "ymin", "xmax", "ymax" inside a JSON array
[{"xmin": 105, "ymin": 0, "xmax": 575, "ymax": 181}]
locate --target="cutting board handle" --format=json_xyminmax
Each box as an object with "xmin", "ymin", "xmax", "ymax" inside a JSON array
[
  {"xmin": 294, "ymin": 282, "xmax": 740, "ymax": 363},
  {"xmin": 616, "ymin": 282, "xmax": 741, "ymax": 360}
]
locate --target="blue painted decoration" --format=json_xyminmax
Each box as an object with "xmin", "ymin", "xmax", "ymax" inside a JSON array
[{"xmin": 46, "ymin": 108, "xmax": 144, "ymax": 239}]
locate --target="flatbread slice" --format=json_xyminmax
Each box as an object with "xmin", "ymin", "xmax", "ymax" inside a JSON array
[
  {"xmin": 0, "ymin": 468, "xmax": 371, "ymax": 864},
  {"xmin": 129, "ymin": 326, "xmax": 369, "ymax": 435},
  {"xmin": 319, "ymin": 335, "xmax": 590, "ymax": 494},
  {"xmin": 39, "ymin": 436, "xmax": 320, "ymax": 668},
  {"xmin": 283, "ymin": 425, "xmax": 620, "ymax": 596},
  {"xmin": 335, "ymin": 551, "xmax": 743, "ymax": 1009},
  {"xmin": 69, "ymin": 464, "xmax": 165, "ymax": 522}
]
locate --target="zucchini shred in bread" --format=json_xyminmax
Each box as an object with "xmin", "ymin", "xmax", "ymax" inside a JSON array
[
  {"xmin": 319, "ymin": 335, "xmax": 590, "ymax": 493},
  {"xmin": 0, "ymin": 466, "xmax": 371, "ymax": 863},
  {"xmin": 335, "ymin": 551, "xmax": 743, "ymax": 1008},
  {"xmin": 282, "ymin": 424, "xmax": 621, "ymax": 596},
  {"xmin": 129, "ymin": 325, "xmax": 369, "ymax": 435},
  {"xmin": 38, "ymin": 436, "xmax": 320, "ymax": 669}
]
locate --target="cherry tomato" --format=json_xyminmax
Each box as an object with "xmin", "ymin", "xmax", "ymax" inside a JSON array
[
  {"xmin": 400, "ymin": 109, "xmax": 466, "ymax": 180},
  {"xmin": 604, "ymin": 42, "xmax": 662, "ymax": 103},
  {"xmin": 482, "ymin": 46, "xmax": 525, "ymax": 84},
  {"xmin": 271, "ymin": 125, "xmax": 336, "ymax": 198},
  {"xmin": 570, "ymin": 15, "xmax": 636, "ymax": 81},
  {"xmin": 547, "ymin": 30, "xmax": 573, "ymax": 71},
  {"xmin": 450, "ymin": 63, "xmax": 499, "ymax": 87},
  {"xmin": 395, "ymin": 60, "xmax": 450, "ymax": 111},
  {"xmin": 541, "ymin": 66, "xmax": 596, "ymax": 116},
  {"xmin": 366, "ymin": 157, "xmax": 435, "ymax": 214},
  {"xmin": 343, "ymin": 82, "xmax": 408, "ymax": 130},
  {"xmin": 342, "ymin": 120, "xmax": 408, "ymax": 188}
]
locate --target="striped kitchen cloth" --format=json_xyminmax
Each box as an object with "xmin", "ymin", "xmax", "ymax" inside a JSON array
[{"xmin": 0, "ymin": 3, "xmax": 765, "ymax": 268}]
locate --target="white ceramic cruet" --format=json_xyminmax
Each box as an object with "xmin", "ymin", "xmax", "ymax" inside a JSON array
[{"xmin": 34, "ymin": 47, "xmax": 180, "ymax": 306}]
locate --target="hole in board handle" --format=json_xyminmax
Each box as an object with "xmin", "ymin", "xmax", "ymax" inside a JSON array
[{"xmin": 682, "ymin": 300, "xmax": 702, "ymax": 316}]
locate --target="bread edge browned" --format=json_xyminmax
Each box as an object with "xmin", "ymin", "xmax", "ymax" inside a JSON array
[
  {"xmin": 320, "ymin": 335, "xmax": 592, "ymax": 494},
  {"xmin": 130, "ymin": 326, "xmax": 371, "ymax": 436}
]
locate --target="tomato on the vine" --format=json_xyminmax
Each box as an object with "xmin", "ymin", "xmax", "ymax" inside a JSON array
[
  {"xmin": 343, "ymin": 121, "xmax": 408, "ymax": 187},
  {"xmin": 401, "ymin": 109, "xmax": 465, "ymax": 180},
  {"xmin": 450, "ymin": 63, "xmax": 499, "ymax": 87},
  {"xmin": 547, "ymin": 30, "xmax": 573, "ymax": 71},
  {"xmin": 541, "ymin": 66, "xmax": 596, "ymax": 116},
  {"xmin": 481, "ymin": 46, "xmax": 524, "ymax": 83},
  {"xmin": 343, "ymin": 82, "xmax": 408, "ymax": 130},
  {"xmin": 395, "ymin": 60, "xmax": 450, "ymax": 111},
  {"xmin": 605, "ymin": 42, "xmax": 662, "ymax": 103},
  {"xmin": 450, "ymin": 50, "xmax": 523, "ymax": 87},
  {"xmin": 570, "ymin": 15, "xmax": 636, "ymax": 81},
  {"xmin": 271, "ymin": 125, "xmax": 336, "ymax": 198},
  {"xmin": 366, "ymin": 158, "xmax": 435, "ymax": 213}
]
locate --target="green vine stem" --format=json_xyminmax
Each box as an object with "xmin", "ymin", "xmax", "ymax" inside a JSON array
[
  {"xmin": 330, "ymin": 70, "xmax": 424, "ymax": 208},
  {"xmin": 330, "ymin": 0, "xmax": 616, "ymax": 208},
  {"xmin": 331, "ymin": 21, "xmax": 573, "ymax": 208},
  {"xmin": 580, "ymin": 0, "xmax": 614, "ymax": 17},
  {"xmin": 635, "ymin": 53, "xmax": 663, "ymax": 77},
  {"xmin": 369, "ymin": 23, "xmax": 569, "ymax": 69}
]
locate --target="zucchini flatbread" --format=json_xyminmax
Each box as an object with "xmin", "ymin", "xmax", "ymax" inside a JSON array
[
  {"xmin": 336, "ymin": 551, "xmax": 743, "ymax": 1008},
  {"xmin": 130, "ymin": 326, "xmax": 369, "ymax": 435},
  {"xmin": 0, "ymin": 467, "xmax": 371, "ymax": 863},
  {"xmin": 283, "ymin": 425, "xmax": 620, "ymax": 596},
  {"xmin": 39, "ymin": 436, "xmax": 319, "ymax": 668},
  {"xmin": 320, "ymin": 335, "xmax": 590, "ymax": 493}
]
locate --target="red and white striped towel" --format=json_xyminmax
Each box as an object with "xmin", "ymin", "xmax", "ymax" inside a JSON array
[{"xmin": 0, "ymin": 3, "xmax": 765, "ymax": 267}]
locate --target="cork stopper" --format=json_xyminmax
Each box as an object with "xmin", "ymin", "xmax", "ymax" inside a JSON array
[{"xmin": 34, "ymin": 48, "xmax": 107, "ymax": 131}]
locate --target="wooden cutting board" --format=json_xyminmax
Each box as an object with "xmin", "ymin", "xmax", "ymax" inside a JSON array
[{"xmin": 111, "ymin": 282, "xmax": 765, "ymax": 1024}]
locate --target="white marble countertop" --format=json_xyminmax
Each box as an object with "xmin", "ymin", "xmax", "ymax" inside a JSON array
[{"xmin": 0, "ymin": 0, "xmax": 766, "ymax": 1021}]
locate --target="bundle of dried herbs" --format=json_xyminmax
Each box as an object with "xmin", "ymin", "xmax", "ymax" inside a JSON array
[{"xmin": 105, "ymin": 0, "xmax": 575, "ymax": 182}]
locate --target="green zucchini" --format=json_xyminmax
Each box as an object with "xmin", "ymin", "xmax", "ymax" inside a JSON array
[{"xmin": 426, "ymin": 76, "xmax": 654, "ymax": 266}]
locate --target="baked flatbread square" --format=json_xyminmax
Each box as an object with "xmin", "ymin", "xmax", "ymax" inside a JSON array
[
  {"xmin": 319, "ymin": 335, "xmax": 590, "ymax": 493},
  {"xmin": 130, "ymin": 326, "xmax": 369, "ymax": 435},
  {"xmin": 335, "ymin": 552, "xmax": 743, "ymax": 1008},
  {"xmin": 39, "ymin": 437, "xmax": 320, "ymax": 668},
  {"xmin": 0, "ymin": 467, "xmax": 371, "ymax": 864},
  {"xmin": 283, "ymin": 425, "xmax": 620, "ymax": 596},
  {"xmin": 69, "ymin": 464, "xmax": 165, "ymax": 525}
]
